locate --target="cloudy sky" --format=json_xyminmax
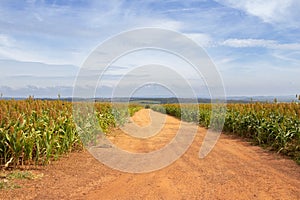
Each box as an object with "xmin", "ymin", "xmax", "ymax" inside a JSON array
[{"xmin": 0, "ymin": 0, "xmax": 299, "ymax": 98}]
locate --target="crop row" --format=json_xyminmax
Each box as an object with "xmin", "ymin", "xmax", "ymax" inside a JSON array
[
  {"xmin": 152, "ymin": 103, "xmax": 300, "ymax": 163},
  {"xmin": 0, "ymin": 99, "xmax": 142, "ymax": 168}
]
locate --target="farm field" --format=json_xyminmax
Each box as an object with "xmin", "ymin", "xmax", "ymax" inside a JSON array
[
  {"xmin": 0, "ymin": 99, "xmax": 142, "ymax": 168},
  {"xmin": 0, "ymin": 108, "xmax": 300, "ymax": 199},
  {"xmin": 152, "ymin": 103, "xmax": 300, "ymax": 164}
]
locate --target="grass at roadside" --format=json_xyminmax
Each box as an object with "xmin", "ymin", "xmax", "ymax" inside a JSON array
[{"xmin": 0, "ymin": 170, "xmax": 43, "ymax": 190}]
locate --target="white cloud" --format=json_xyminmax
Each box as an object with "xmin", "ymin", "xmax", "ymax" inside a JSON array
[
  {"xmin": 222, "ymin": 38, "xmax": 300, "ymax": 50},
  {"xmin": 184, "ymin": 33, "xmax": 214, "ymax": 47},
  {"xmin": 216, "ymin": 0, "xmax": 300, "ymax": 28},
  {"xmin": 0, "ymin": 34, "xmax": 15, "ymax": 47},
  {"xmin": 271, "ymin": 51, "xmax": 300, "ymax": 65},
  {"xmin": 0, "ymin": 43, "xmax": 85, "ymax": 65},
  {"xmin": 215, "ymin": 57, "xmax": 236, "ymax": 66},
  {"xmin": 276, "ymin": 43, "xmax": 300, "ymax": 51},
  {"xmin": 222, "ymin": 38, "xmax": 275, "ymax": 48},
  {"xmin": 161, "ymin": 8, "xmax": 198, "ymax": 14},
  {"xmin": 0, "ymin": 1, "xmax": 184, "ymax": 66}
]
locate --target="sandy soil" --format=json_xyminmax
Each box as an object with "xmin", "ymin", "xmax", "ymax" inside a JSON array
[{"xmin": 1, "ymin": 109, "xmax": 300, "ymax": 199}]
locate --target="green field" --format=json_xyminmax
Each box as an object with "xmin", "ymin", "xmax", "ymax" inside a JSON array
[
  {"xmin": 0, "ymin": 99, "xmax": 142, "ymax": 168},
  {"xmin": 1, "ymin": 99, "xmax": 299, "ymax": 168},
  {"xmin": 152, "ymin": 103, "xmax": 300, "ymax": 164}
]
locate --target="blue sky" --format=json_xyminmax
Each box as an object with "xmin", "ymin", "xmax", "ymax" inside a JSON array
[{"xmin": 0, "ymin": 0, "xmax": 299, "ymax": 98}]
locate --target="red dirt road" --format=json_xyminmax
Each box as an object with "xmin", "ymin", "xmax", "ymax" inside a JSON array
[{"xmin": 1, "ymin": 109, "xmax": 300, "ymax": 199}]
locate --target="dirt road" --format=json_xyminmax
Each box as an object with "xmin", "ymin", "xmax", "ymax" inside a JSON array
[{"xmin": 1, "ymin": 109, "xmax": 300, "ymax": 199}]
